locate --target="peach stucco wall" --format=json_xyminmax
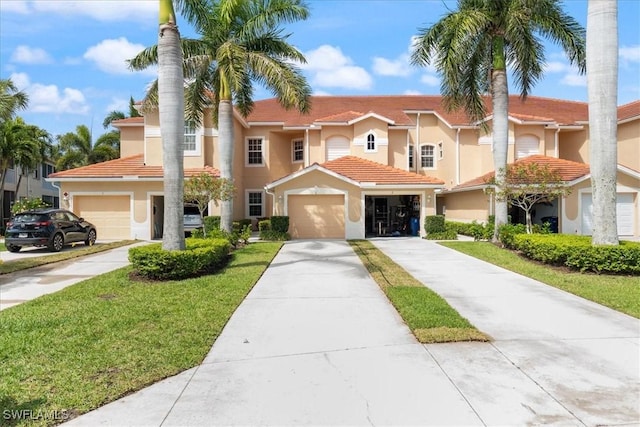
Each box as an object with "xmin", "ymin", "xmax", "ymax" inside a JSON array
[
  {"xmin": 440, "ymin": 190, "xmax": 491, "ymax": 223},
  {"xmin": 618, "ymin": 120, "xmax": 640, "ymax": 171}
]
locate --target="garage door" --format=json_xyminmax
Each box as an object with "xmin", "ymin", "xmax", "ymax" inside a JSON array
[
  {"xmin": 74, "ymin": 195, "xmax": 131, "ymax": 240},
  {"xmin": 581, "ymin": 193, "xmax": 635, "ymax": 235},
  {"xmin": 288, "ymin": 195, "xmax": 345, "ymax": 239}
]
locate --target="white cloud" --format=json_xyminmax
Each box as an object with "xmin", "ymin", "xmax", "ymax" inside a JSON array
[
  {"xmin": 420, "ymin": 74, "xmax": 440, "ymax": 87},
  {"xmin": 372, "ymin": 55, "xmax": 412, "ymax": 77},
  {"xmin": 9, "ymin": 72, "xmax": 90, "ymax": 115},
  {"xmin": 0, "ymin": 0, "xmax": 29, "ymax": 13},
  {"xmin": 84, "ymin": 37, "xmax": 154, "ymax": 76},
  {"xmin": 11, "ymin": 45, "xmax": 53, "ymax": 64},
  {"xmin": 403, "ymin": 89, "xmax": 422, "ymax": 95},
  {"xmin": 561, "ymin": 73, "xmax": 587, "ymax": 87},
  {"xmin": 302, "ymin": 45, "xmax": 373, "ymax": 90},
  {"xmin": 620, "ymin": 45, "xmax": 640, "ymax": 63},
  {"xmin": 106, "ymin": 97, "xmax": 129, "ymax": 113},
  {"xmin": 31, "ymin": 0, "xmax": 157, "ymax": 23},
  {"xmin": 544, "ymin": 61, "xmax": 567, "ymax": 73}
]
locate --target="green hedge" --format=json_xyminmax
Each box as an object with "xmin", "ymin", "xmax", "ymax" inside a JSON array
[
  {"xmin": 446, "ymin": 220, "xmax": 494, "ymax": 241},
  {"xmin": 512, "ymin": 234, "xmax": 640, "ymax": 275},
  {"xmin": 270, "ymin": 216, "xmax": 290, "ymax": 233},
  {"xmin": 424, "ymin": 215, "xmax": 445, "ymax": 234},
  {"xmin": 498, "ymin": 223, "xmax": 527, "ymax": 248},
  {"xmin": 258, "ymin": 217, "xmax": 290, "ymax": 241},
  {"xmin": 129, "ymin": 238, "xmax": 231, "ymax": 280},
  {"xmin": 204, "ymin": 216, "xmax": 221, "ymax": 234}
]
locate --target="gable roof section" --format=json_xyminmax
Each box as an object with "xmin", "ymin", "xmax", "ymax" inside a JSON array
[
  {"xmin": 47, "ymin": 154, "xmax": 220, "ymax": 180},
  {"xmin": 618, "ymin": 100, "xmax": 640, "ymax": 122},
  {"xmin": 267, "ymin": 156, "xmax": 444, "ymax": 189},
  {"xmin": 111, "ymin": 117, "xmax": 144, "ymax": 127},
  {"xmin": 246, "ymin": 95, "xmax": 593, "ymax": 128},
  {"xmin": 451, "ymin": 155, "xmax": 591, "ymax": 191}
]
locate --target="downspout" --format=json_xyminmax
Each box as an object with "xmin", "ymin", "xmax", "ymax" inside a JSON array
[
  {"xmin": 416, "ymin": 113, "xmax": 420, "ymax": 172},
  {"xmin": 51, "ymin": 180, "xmax": 63, "ymax": 209},
  {"xmin": 554, "ymin": 128, "xmax": 560, "ymax": 158},
  {"xmin": 455, "ymin": 128, "xmax": 461, "ymax": 185},
  {"xmin": 265, "ymin": 186, "xmax": 277, "ymax": 216}
]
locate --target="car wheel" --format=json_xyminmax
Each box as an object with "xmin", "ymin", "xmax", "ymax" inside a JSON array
[
  {"xmin": 85, "ymin": 229, "xmax": 96, "ymax": 246},
  {"xmin": 6, "ymin": 243, "xmax": 21, "ymax": 253},
  {"xmin": 48, "ymin": 233, "xmax": 64, "ymax": 252}
]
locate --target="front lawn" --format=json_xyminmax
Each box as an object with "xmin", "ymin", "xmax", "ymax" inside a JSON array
[
  {"xmin": 0, "ymin": 242, "xmax": 282, "ymax": 426},
  {"xmin": 349, "ymin": 240, "xmax": 490, "ymax": 343},
  {"xmin": 440, "ymin": 241, "xmax": 640, "ymax": 318}
]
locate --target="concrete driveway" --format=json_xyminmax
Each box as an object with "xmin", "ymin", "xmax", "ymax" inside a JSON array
[{"xmin": 66, "ymin": 238, "xmax": 639, "ymax": 426}]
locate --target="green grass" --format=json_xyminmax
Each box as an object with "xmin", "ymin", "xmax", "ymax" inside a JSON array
[
  {"xmin": 440, "ymin": 241, "xmax": 640, "ymax": 318},
  {"xmin": 349, "ymin": 240, "xmax": 490, "ymax": 343},
  {"xmin": 0, "ymin": 241, "xmax": 5, "ymax": 252},
  {"xmin": 0, "ymin": 242, "xmax": 282, "ymax": 426},
  {"xmin": 0, "ymin": 241, "xmax": 137, "ymax": 275}
]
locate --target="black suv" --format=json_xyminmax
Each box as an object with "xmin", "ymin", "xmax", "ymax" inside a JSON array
[{"xmin": 5, "ymin": 208, "xmax": 97, "ymax": 253}]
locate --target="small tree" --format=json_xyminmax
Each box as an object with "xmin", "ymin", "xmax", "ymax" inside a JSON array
[
  {"xmin": 183, "ymin": 173, "xmax": 235, "ymax": 236},
  {"xmin": 11, "ymin": 197, "xmax": 50, "ymax": 215},
  {"xmin": 487, "ymin": 163, "xmax": 571, "ymax": 234}
]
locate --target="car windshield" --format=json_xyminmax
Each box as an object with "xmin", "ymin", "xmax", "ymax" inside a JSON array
[
  {"xmin": 12, "ymin": 213, "xmax": 49, "ymax": 223},
  {"xmin": 184, "ymin": 206, "xmax": 199, "ymax": 216}
]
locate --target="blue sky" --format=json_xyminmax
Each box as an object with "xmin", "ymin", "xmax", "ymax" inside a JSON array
[{"xmin": 1, "ymin": 0, "xmax": 639, "ymax": 141}]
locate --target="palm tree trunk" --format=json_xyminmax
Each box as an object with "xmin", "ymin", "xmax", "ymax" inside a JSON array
[
  {"xmin": 219, "ymin": 99, "xmax": 234, "ymax": 233},
  {"xmin": 491, "ymin": 38, "xmax": 509, "ymax": 241},
  {"xmin": 158, "ymin": 0, "xmax": 185, "ymax": 250},
  {"xmin": 587, "ymin": 0, "xmax": 618, "ymax": 245}
]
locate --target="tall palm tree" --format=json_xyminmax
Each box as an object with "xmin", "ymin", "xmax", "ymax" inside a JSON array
[
  {"xmin": 587, "ymin": 0, "xmax": 618, "ymax": 245},
  {"xmin": 131, "ymin": 0, "xmax": 311, "ymax": 233},
  {"xmin": 0, "ymin": 78, "xmax": 28, "ymax": 123},
  {"xmin": 411, "ymin": 0, "xmax": 586, "ymax": 240},
  {"xmin": 55, "ymin": 124, "xmax": 118, "ymax": 171}
]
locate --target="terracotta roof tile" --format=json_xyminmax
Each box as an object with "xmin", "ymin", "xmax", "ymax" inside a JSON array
[
  {"xmin": 321, "ymin": 156, "xmax": 444, "ymax": 185},
  {"xmin": 111, "ymin": 117, "xmax": 144, "ymax": 126},
  {"xmin": 452, "ymin": 155, "xmax": 591, "ymax": 190},
  {"xmin": 618, "ymin": 100, "xmax": 640, "ymax": 121},
  {"xmin": 48, "ymin": 154, "xmax": 220, "ymax": 179},
  {"xmin": 315, "ymin": 111, "xmax": 365, "ymax": 122},
  {"xmin": 246, "ymin": 95, "xmax": 595, "ymax": 127}
]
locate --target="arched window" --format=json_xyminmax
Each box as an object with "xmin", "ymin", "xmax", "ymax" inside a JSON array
[{"xmin": 366, "ymin": 133, "xmax": 376, "ymax": 152}]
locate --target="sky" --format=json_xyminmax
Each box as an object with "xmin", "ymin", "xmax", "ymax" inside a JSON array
[{"xmin": 1, "ymin": 0, "xmax": 639, "ymax": 141}]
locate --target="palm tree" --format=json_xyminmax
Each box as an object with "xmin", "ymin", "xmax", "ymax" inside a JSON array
[
  {"xmin": 411, "ymin": 0, "xmax": 586, "ymax": 240},
  {"xmin": 131, "ymin": 0, "xmax": 311, "ymax": 233},
  {"xmin": 0, "ymin": 78, "xmax": 28, "ymax": 123},
  {"xmin": 587, "ymin": 0, "xmax": 618, "ymax": 245},
  {"xmin": 55, "ymin": 125, "xmax": 118, "ymax": 170}
]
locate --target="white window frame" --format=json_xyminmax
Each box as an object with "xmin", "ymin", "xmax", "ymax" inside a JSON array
[
  {"xmin": 246, "ymin": 137, "xmax": 265, "ymax": 167},
  {"xmin": 292, "ymin": 138, "xmax": 304, "ymax": 163},
  {"xmin": 420, "ymin": 144, "xmax": 436, "ymax": 169},
  {"xmin": 365, "ymin": 133, "xmax": 377, "ymax": 153},
  {"xmin": 246, "ymin": 190, "xmax": 265, "ymax": 218},
  {"xmin": 183, "ymin": 120, "xmax": 202, "ymax": 156}
]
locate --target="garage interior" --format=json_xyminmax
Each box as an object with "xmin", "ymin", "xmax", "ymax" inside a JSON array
[{"xmin": 365, "ymin": 195, "xmax": 421, "ymax": 237}]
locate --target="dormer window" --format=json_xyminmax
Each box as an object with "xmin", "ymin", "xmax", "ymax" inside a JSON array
[{"xmin": 365, "ymin": 133, "xmax": 376, "ymax": 152}]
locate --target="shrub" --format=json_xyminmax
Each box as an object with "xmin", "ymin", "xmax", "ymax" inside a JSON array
[
  {"xmin": 424, "ymin": 229, "xmax": 458, "ymax": 240},
  {"xmin": 258, "ymin": 219, "xmax": 271, "ymax": 232},
  {"xmin": 236, "ymin": 219, "xmax": 252, "ymax": 231},
  {"xmin": 129, "ymin": 238, "xmax": 230, "ymax": 280},
  {"xmin": 498, "ymin": 223, "xmax": 527, "ymax": 249},
  {"xmin": 270, "ymin": 216, "xmax": 290, "ymax": 233},
  {"xmin": 238, "ymin": 225, "xmax": 252, "ymax": 245},
  {"xmin": 203, "ymin": 216, "xmax": 221, "ymax": 234},
  {"xmin": 424, "ymin": 215, "xmax": 446, "ymax": 234},
  {"xmin": 260, "ymin": 230, "xmax": 291, "ymax": 241}
]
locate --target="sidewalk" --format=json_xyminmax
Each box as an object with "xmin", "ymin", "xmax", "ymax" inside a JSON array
[{"xmin": 66, "ymin": 238, "xmax": 639, "ymax": 426}]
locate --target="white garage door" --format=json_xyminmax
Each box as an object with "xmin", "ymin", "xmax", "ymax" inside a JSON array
[
  {"xmin": 74, "ymin": 195, "xmax": 131, "ymax": 240},
  {"xmin": 581, "ymin": 193, "xmax": 635, "ymax": 236},
  {"xmin": 288, "ymin": 195, "xmax": 345, "ymax": 239}
]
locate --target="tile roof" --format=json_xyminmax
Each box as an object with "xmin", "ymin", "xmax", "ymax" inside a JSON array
[
  {"xmin": 246, "ymin": 95, "xmax": 597, "ymax": 127},
  {"xmin": 618, "ymin": 100, "xmax": 640, "ymax": 121},
  {"xmin": 452, "ymin": 155, "xmax": 591, "ymax": 190},
  {"xmin": 48, "ymin": 154, "xmax": 220, "ymax": 179},
  {"xmin": 111, "ymin": 117, "xmax": 144, "ymax": 126},
  {"xmin": 321, "ymin": 156, "xmax": 444, "ymax": 185}
]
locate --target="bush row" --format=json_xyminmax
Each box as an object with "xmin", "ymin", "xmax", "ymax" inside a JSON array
[
  {"xmin": 129, "ymin": 238, "xmax": 231, "ymax": 280},
  {"xmin": 512, "ymin": 234, "xmax": 640, "ymax": 275},
  {"xmin": 259, "ymin": 216, "xmax": 290, "ymax": 241}
]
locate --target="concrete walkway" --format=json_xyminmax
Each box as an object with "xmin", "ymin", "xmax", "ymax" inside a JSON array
[{"xmin": 66, "ymin": 238, "xmax": 639, "ymax": 426}]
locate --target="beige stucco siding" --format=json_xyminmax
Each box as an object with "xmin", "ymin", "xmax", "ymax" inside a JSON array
[
  {"xmin": 440, "ymin": 190, "xmax": 491, "ymax": 223},
  {"xmin": 618, "ymin": 120, "xmax": 640, "ymax": 171},
  {"xmin": 558, "ymin": 129, "xmax": 589, "ymax": 164},
  {"xmin": 120, "ymin": 127, "xmax": 144, "ymax": 158},
  {"xmin": 74, "ymin": 195, "xmax": 130, "ymax": 240}
]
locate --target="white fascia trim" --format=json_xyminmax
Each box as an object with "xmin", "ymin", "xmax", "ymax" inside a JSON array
[
  {"xmin": 445, "ymin": 184, "xmax": 491, "ymax": 193},
  {"xmin": 265, "ymin": 163, "xmax": 359, "ymax": 189},
  {"xmin": 283, "ymin": 126, "xmax": 314, "ymax": 130},
  {"xmin": 617, "ymin": 164, "xmax": 640, "ymax": 179},
  {"xmin": 347, "ymin": 112, "xmax": 395, "ymax": 125},
  {"xmin": 360, "ymin": 183, "xmax": 445, "ymax": 190},
  {"xmin": 247, "ymin": 121, "xmax": 285, "ymax": 126},
  {"xmin": 46, "ymin": 177, "xmax": 164, "ymax": 182},
  {"xmin": 404, "ymin": 110, "xmax": 456, "ymax": 130},
  {"xmin": 112, "ymin": 122, "xmax": 143, "ymax": 128},
  {"xmin": 390, "ymin": 125, "xmax": 413, "ymax": 130},
  {"xmin": 618, "ymin": 116, "xmax": 639, "ymax": 125},
  {"xmin": 565, "ymin": 165, "xmax": 640, "ymax": 187}
]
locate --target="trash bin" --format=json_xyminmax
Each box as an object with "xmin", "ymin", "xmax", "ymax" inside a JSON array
[
  {"xmin": 410, "ymin": 217, "xmax": 420, "ymax": 236},
  {"xmin": 541, "ymin": 216, "xmax": 558, "ymax": 233}
]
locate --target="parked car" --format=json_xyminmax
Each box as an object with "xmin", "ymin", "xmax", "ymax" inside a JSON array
[
  {"xmin": 5, "ymin": 208, "xmax": 97, "ymax": 253},
  {"xmin": 183, "ymin": 204, "xmax": 203, "ymax": 233}
]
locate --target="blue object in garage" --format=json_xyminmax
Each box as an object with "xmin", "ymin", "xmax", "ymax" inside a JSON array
[{"xmin": 410, "ymin": 217, "xmax": 420, "ymax": 236}]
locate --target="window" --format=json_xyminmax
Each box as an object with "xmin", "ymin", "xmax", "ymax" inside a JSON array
[
  {"xmin": 438, "ymin": 142, "xmax": 444, "ymax": 160},
  {"xmin": 247, "ymin": 137, "xmax": 264, "ymax": 166},
  {"xmin": 247, "ymin": 191, "xmax": 264, "ymax": 217},
  {"xmin": 420, "ymin": 144, "xmax": 435, "ymax": 168},
  {"xmin": 365, "ymin": 133, "xmax": 376, "ymax": 152},
  {"xmin": 184, "ymin": 120, "xmax": 196, "ymax": 152},
  {"xmin": 408, "ymin": 145, "xmax": 414, "ymax": 169},
  {"xmin": 42, "ymin": 164, "xmax": 54, "ymax": 178},
  {"xmin": 292, "ymin": 139, "xmax": 304, "ymax": 163}
]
